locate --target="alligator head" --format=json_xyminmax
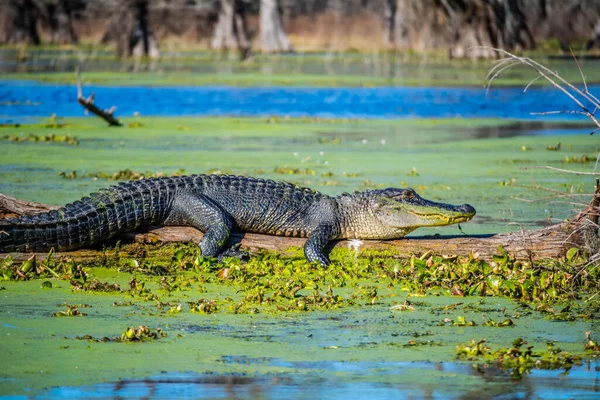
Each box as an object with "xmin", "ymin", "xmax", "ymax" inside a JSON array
[{"xmin": 367, "ymin": 187, "xmax": 476, "ymax": 236}]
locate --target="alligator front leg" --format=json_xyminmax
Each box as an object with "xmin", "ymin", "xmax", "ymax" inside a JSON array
[
  {"xmin": 164, "ymin": 192, "xmax": 233, "ymax": 257},
  {"xmin": 304, "ymin": 224, "xmax": 334, "ymax": 266}
]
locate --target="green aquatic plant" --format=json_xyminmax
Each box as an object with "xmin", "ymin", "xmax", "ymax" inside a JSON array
[
  {"xmin": 52, "ymin": 303, "xmax": 90, "ymax": 317},
  {"xmin": 456, "ymin": 337, "xmax": 582, "ymax": 379},
  {"xmin": 74, "ymin": 325, "xmax": 166, "ymax": 342},
  {"xmin": 2, "ymin": 133, "xmax": 79, "ymax": 145}
]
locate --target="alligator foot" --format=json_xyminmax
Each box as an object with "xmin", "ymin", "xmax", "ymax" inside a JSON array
[{"xmin": 217, "ymin": 244, "xmax": 250, "ymax": 263}]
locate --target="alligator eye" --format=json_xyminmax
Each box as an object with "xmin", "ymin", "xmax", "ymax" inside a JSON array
[{"xmin": 401, "ymin": 190, "xmax": 415, "ymax": 199}]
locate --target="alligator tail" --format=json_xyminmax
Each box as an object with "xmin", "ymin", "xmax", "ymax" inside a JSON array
[{"xmin": 0, "ymin": 179, "xmax": 177, "ymax": 253}]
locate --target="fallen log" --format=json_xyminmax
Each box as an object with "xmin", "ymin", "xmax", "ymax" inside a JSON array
[{"xmin": 1, "ymin": 190, "xmax": 598, "ymax": 263}]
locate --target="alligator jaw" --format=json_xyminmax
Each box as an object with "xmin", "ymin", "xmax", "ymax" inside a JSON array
[{"xmin": 407, "ymin": 209, "xmax": 476, "ymax": 226}]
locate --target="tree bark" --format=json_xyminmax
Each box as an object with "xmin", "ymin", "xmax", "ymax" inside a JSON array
[
  {"xmin": 1, "ymin": 191, "xmax": 597, "ymax": 263},
  {"xmin": 1, "ymin": 0, "xmax": 41, "ymax": 45},
  {"xmin": 260, "ymin": 0, "xmax": 292, "ymax": 53}
]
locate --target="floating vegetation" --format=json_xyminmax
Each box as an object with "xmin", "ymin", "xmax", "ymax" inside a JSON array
[
  {"xmin": 318, "ymin": 137, "xmax": 342, "ymax": 144},
  {"xmin": 43, "ymin": 114, "xmax": 69, "ymax": 128},
  {"xmin": 546, "ymin": 142, "xmax": 561, "ymax": 151},
  {"xmin": 0, "ymin": 254, "xmax": 77, "ymax": 281},
  {"xmin": 2, "ymin": 133, "xmax": 79, "ymax": 145},
  {"xmin": 445, "ymin": 316, "xmax": 477, "ymax": 326},
  {"xmin": 482, "ymin": 318, "xmax": 514, "ymax": 327},
  {"xmin": 121, "ymin": 325, "xmax": 165, "ymax": 342},
  {"xmin": 499, "ymin": 177, "xmax": 518, "ymax": 186},
  {"xmin": 187, "ymin": 299, "xmax": 218, "ymax": 314},
  {"xmin": 52, "ymin": 303, "xmax": 90, "ymax": 317},
  {"xmin": 75, "ymin": 325, "xmax": 165, "ymax": 343},
  {"xmin": 2, "ymin": 241, "xmax": 599, "ymax": 317},
  {"xmin": 456, "ymin": 338, "xmax": 582, "ymax": 379},
  {"xmin": 273, "ymin": 166, "xmax": 317, "ymax": 175},
  {"xmin": 71, "ymin": 277, "xmax": 121, "ymax": 293},
  {"xmin": 59, "ymin": 168, "xmax": 186, "ymax": 181},
  {"xmin": 564, "ymin": 154, "xmax": 591, "ymax": 163},
  {"xmin": 0, "ymin": 100, "xmax": 41, "ymax": 106},
  {"xmin": 407, "ymin": 167, "xmax": 419, "ymax": 176}
]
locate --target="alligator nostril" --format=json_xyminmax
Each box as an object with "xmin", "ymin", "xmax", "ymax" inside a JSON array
[{"xmin": 460, "ymin": 204, "xmax": 476, "ymax": 215}]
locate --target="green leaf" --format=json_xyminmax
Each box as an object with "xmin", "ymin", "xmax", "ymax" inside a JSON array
[{"xmin": 566, "ymin": 247, "xmax": 578, "ymax": 262}]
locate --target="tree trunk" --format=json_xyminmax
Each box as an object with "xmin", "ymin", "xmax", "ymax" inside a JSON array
[
  {"xmin": 585, "ymin": 19, "xmax": 600, "ymax": 50},
  {"xmin": 1, "ymin": 192, "xmax": 597, "ymax": 263},
  {"xmin": 101, "ymin": 4, "xmax": 135, "ymax": 57},
  {"xmin": 384, "ymin": 0, "xmax": 397, "ymax": 46},
  {"xmin": 260, "ymin": 0, "xmax": 292, "ymax": 53},
  {"xmin": 1, "ymin": 0, "xmax": 41, "ymax": 45},
  {"xmin": 131, "ymin": 0, "xmax": 149, "ymax": 57},
  {"xmin": 101, "ymin": 0, "xmax": 158, "ymax": 58},
  {"xmin": 45, "ymin": 0, "xmax": 78, "ymax": 45},
  {"xmin": 392, "ymin": 0, "xmax": 536, "ymax": 59},
  {"xmin": 211, "ymin": 0, "xmax": 250, "ymax": 56}
]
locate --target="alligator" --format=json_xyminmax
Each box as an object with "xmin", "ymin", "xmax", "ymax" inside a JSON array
[{"xmin": 0, "ymin": 174, "xmax": 476, "ymax": 265}]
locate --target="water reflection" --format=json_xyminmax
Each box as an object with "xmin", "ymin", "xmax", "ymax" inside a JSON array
[{"xmin": 39, "ymin": 360, "xmax": 600, "ymax": 399}]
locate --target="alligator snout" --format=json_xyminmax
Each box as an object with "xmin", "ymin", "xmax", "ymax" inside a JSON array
[{"xmin": 457, "ymin": 204, "xmax": 476, "ymax": 215}]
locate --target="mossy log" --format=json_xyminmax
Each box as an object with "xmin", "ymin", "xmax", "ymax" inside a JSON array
[{"xmin": 1, "ymin": 191, "xmax": 598, "ymax": 263}]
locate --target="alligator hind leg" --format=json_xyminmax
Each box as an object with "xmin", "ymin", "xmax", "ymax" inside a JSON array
[
  {"xmin": 304, "ymin": 224, "xmax": 334, "ymax": 266},
  {"xmin": 164, "ymin": 192, "xmax": 233, "ymax": 258}
]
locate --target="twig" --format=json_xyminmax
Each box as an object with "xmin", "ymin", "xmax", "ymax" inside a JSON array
[
  {"xmin": 76, "ymin": 68, "xmax": 122, "ymax": 127},
  {"xmin": 570, "ymin": 47, "xmax": 588, "ymax": 94},
  {"xmin": 520, "ymin": 166, "xmax": 600, "ymax": 176}
]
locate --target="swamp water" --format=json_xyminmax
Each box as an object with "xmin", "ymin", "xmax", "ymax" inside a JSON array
[{"xmin": 0, "ymin": 79, "xmax": 598, "ymax": 397}]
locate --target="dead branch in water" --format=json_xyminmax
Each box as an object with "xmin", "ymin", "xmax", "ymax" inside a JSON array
[
  {"xmin": 0, "ymin": 191, "xmax": 597, "ymax": 263},
  {"xmin": 76, "ymin": 68, "xmax": 122, "ymax": 126}
]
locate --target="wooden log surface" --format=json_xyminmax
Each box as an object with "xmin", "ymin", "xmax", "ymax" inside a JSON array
[{"xmin": 0, "ymin": 192, "xmax": 593, "ymax": 263}]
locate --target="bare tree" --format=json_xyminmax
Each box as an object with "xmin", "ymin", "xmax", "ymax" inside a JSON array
[{"xmin": 260, "ymin": 0, "xmax": 291, "ymax": 53}]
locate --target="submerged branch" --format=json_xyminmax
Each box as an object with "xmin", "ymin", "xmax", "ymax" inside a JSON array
[{"xmin": 76, "ymin": 68, "xmax": 122, "ymax": 127}]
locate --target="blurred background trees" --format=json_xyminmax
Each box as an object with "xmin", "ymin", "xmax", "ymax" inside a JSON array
[{"xmin": 1, "ymin": 0, "xmax": 600, "ymax": 58}]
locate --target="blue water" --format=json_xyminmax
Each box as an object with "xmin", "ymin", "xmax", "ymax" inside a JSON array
[
  {"xmin": 32, "ymin": 361, "xmax": 600, "ymax": 400},
  {"xmin": 0, "ymin": 80, "xmax": 597, "ymax": 121}
]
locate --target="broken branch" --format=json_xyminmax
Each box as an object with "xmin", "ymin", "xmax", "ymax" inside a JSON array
[{"xmin": 76, "ymin": 68, "xmax": 122, "ymax": 126}]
